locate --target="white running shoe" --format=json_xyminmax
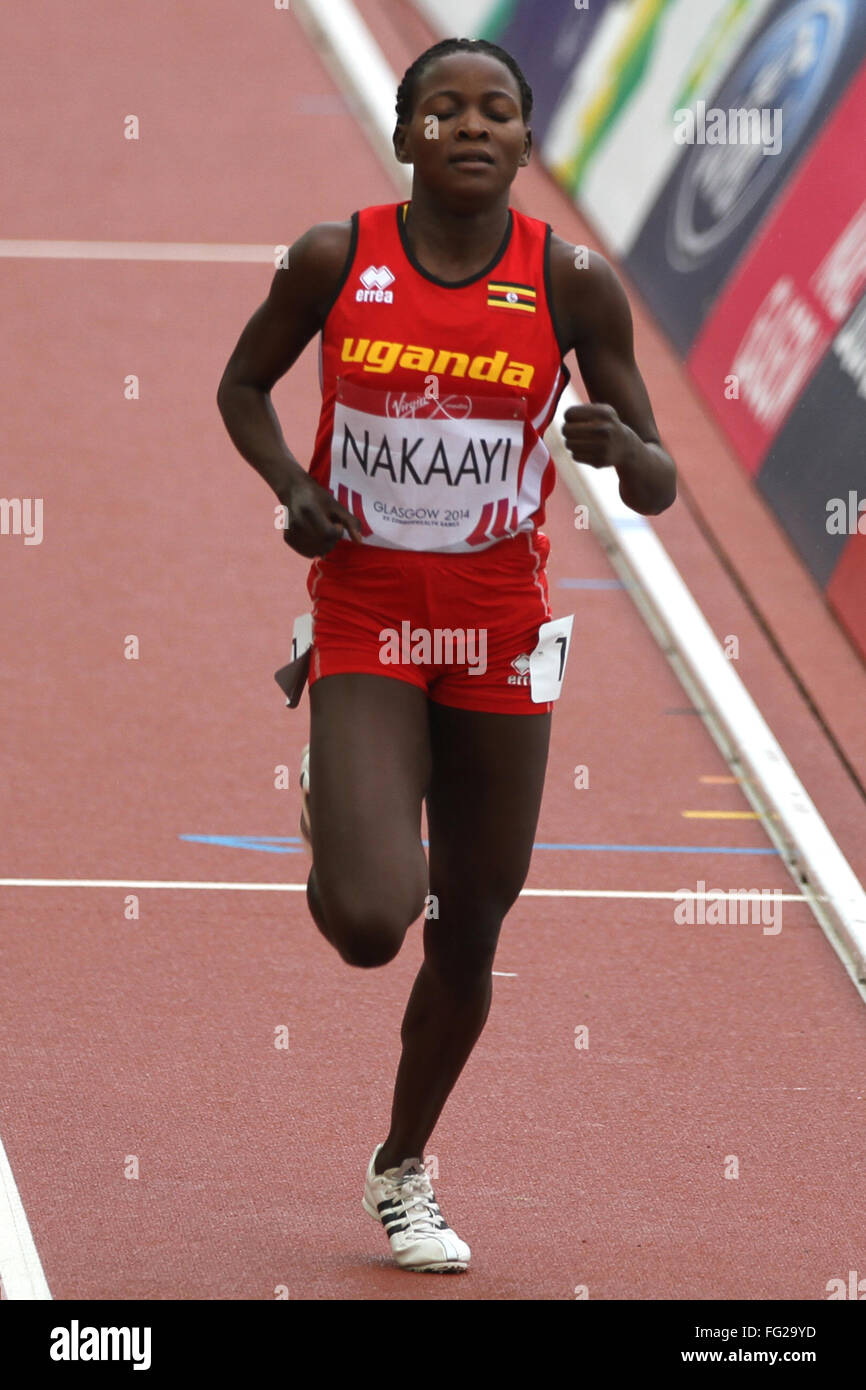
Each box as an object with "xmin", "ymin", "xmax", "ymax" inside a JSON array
[
  {"xmin": 362, "ymin": 1144, "xmax": 470, "ymax": 1272},
  {"xmin": 299, "ymin": 743, "xmax": 311, "ymax": 851}
]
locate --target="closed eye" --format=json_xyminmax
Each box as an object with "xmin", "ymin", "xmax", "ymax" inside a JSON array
[{"xmin": 429, "ymin": 109, "xmax": 514, "ymax": 123}]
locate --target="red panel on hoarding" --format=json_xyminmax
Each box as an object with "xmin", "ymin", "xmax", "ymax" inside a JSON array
[
  {"xmin": 687, "ymin": 61, "xmax": 866, "ymax": 476},
  {"xmin": 827, "ymin": 530, "xmax": 866, "ymax": 662}
]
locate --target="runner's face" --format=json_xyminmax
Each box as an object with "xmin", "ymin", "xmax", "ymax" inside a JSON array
[{"xmin": 395, "ymin": 53, "xmax": 530, "ymax": 199}]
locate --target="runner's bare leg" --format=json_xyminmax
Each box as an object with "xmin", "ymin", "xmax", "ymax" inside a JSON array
[
  {"xmin": 374, "ymin": 703, "xmax": 551, "ymax": 1172},
  {"xmin": 306, "ymin": 674, "xmax": 431, "ymax": 966}
]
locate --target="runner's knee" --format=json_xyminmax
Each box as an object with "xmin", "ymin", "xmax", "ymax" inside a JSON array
[
  {"xmin": 338, "ymin": 930, "xmax": 402, "ymax": 969},
  {"xmin": 424, "ymin": 905, "xmax": 504, "ymax": 986},
  {"xmin": 323, "ymin": 886, "xmax": 427, "ymax": 969}
]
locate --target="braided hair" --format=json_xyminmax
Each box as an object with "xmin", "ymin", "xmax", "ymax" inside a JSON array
[{"xmin": 394, "ymin": 37, "xmax": 533, "ymax": 128}]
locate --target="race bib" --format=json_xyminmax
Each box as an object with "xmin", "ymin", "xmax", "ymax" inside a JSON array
[
  {"xmin": 330, "ymin": 377, "xmax": 527, "ymax": 552},
  {"xmin": 529, "ymin": 615, "xmax": 574, "ymax": 703}
]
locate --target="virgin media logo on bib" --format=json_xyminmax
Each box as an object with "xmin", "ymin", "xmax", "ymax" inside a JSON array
[
  {"xmin": 331, "ymin": 377, "xmax": 528, "ymax": 553},
  {"xmin": 385, "ymin": 391, "xmax": 473, "ymax": 422}
]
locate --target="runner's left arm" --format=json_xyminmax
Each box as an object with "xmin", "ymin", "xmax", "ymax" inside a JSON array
[{"xmin": 550, "ymin": 240, "xmax": 677, "ymax": 516}]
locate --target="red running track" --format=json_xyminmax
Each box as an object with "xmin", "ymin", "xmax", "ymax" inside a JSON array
[{"xmin": 1, "ymin": 1, "xmax": 865, "ymax": 1300}]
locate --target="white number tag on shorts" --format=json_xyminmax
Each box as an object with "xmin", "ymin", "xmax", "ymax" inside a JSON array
[
  {"xmin": 274, "ymin": 613, "xmax": 314, "ymax": 709},
  {"xmin": 291, "ymin": 612, "xmax": 313, "ymax": 662},
  {"xmin": 529, "ymin": 615, "xmax": 574, "ymax": 703}
]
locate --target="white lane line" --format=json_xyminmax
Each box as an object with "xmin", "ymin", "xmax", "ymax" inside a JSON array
[
  {"xmin": 0, "ymin": 878, "xmax": 307, "ymax": 891},
  {"xmin": 0, "ymin": 240, "xmax": 276, "ymax": 262},
  {"xmin": 0, "ymin": 879, "xmax": 807, "ymax": 901},
  {"xmin": 521, "ymin": 889, "xmax": 806, "ymax": 901},
  {"xmin": 0, "ymin": 1135, "xmax": 51, "ymax": 1300}
]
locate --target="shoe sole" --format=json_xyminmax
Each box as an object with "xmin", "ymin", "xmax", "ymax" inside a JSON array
[{"xmin": 362, "ymin": 1195, "xmax": 469, "ymax": 1273}]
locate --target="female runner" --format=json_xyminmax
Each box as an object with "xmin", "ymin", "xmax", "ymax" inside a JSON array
[{"xmin": 218, "ymin": 37, "xmax": 676, "ymax": 1274}]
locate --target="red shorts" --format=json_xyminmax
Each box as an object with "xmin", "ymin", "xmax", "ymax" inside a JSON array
[{"xmin": 307, "ymin": 531, "xmax": 554, "ymax": 714}]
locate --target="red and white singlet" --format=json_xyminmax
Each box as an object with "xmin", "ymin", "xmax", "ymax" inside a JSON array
[{"xmin": 307, "ymin": 202, "xmax": 570, "ymax": 553}]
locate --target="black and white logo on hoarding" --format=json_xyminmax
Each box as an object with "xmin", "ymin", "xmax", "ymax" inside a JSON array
[{"xmin": 666, "ymin": 0, "xmax": 851, "ymax": 272}]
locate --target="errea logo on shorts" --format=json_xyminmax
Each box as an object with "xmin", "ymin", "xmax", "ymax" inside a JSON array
[
  {"xmin": 508, "ymin": 653, "xmax": 531, "ymax": 686},
  {"xmin": 357, "ymin": 265, "xmax": 395, "ymax": 303}
]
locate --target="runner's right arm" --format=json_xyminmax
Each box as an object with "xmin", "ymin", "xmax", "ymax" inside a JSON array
[{"xmin": 217, "ymin": 222, "xmax": 363, "ymax": 557}]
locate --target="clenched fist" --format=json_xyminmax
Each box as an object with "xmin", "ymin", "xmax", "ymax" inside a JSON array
[{"xmin": 561, "ymin": 403, "xmax": 635, "ymax": 471}]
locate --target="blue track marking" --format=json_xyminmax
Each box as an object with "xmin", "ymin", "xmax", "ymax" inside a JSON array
[
  {"xmin": 179, "ymin": 834, "xmax": 777, "ymax": 856},
  {"xmin": 179, "ymin": 835, "xmax": 307, "ymax": 854},
  {"xmin": 556, "ymin": 577, "xmax": 626, "ymax": 589}
]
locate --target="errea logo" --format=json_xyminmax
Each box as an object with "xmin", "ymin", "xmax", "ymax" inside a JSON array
[
  {"xmin": 357, "ymin": 265, "xmax": 395, "ymax": 303},
  {"xmin": 508, "ymin": 653, "xmax": 531, "ymax": 686}
]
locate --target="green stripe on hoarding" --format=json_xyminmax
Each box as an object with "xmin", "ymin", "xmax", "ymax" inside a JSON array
[{"xmin": 479, "ymin": 0, "xmax": 519, "ymax": 42}]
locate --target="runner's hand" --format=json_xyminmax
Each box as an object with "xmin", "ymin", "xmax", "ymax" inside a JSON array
[
  {"xmin": 561, "ymin": 403, "xmax": 635, "ymax": 471},
  {"xmin": 280, "ymin": 476, "xmax": 363, "ymax": 557}
]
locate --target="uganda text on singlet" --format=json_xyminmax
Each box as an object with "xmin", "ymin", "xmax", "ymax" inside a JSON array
[{"xmin": 307, "ymin": 202, "xmax": 570, "ymax": 553}]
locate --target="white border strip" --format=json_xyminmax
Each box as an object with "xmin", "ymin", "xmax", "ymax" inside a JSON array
[
  {"xmin": 294, "ymin": 0, "xmax": 866, "ymax": 998},
  {"xmin": 0, "ymin": 240, "xmax": 276, "ymax": 262},
  {"xmin": 0, "ymin": 1135, "xmax": 51, "ymax": 1299},
  {"xmin": 291, "ymin": 0, "xmax": 411, "ymax": 194},
  {"xmin": 0, "ymin": 879, "xmax": 806, "ymax": 902}
]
